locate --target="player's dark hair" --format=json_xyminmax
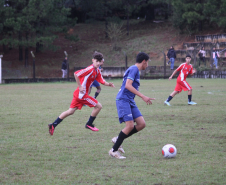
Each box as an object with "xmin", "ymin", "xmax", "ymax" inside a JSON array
[
  {"xmin": 93, "ymin": 51, "xmax": 103, "ymax": 62},
  {"xmin": 136, "ymin": 52, "xmax": 149, "ymax": 63},
  {"xmin": 186, "ymin": 54, "xmax": 191, "ymax": 58}
]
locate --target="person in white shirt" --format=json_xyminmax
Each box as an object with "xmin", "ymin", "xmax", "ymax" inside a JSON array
[
  {"xmin": 212, "ymin": 47, "xmax": 220, "ymax": 69},
  {"xmin": 198, "ymin": 47, "xmax": 206, "ymax": 66}
]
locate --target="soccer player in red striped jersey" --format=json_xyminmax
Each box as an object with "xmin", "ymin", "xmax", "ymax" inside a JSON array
[
  {"xmin": 48, "ymin": 52, "xmax": 115, "ymax": 135},
  {"xmin": 164, "ymin": 54, "xmax": 197, "ymax": 106}
]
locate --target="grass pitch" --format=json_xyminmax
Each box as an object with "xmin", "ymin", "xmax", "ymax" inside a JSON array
[{"xmin": 0, "ymin": 79, "xmax": 226, "ymax": 184}]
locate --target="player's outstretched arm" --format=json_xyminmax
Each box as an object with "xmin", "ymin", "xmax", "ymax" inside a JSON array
[
  {"xmin": 104, "ymin": 81, "xmax": 115, "ymax": 88},
  {"xmin": 125, "ymin": 79, "xmax": 155, "ymax": 105},
  {"xmin": 141, "ymin": 95, "xmax": 155, "ymax": 105},
  {"xmin": 190, "ymin": 68, "xmax": 196, "ymax": 76},
  {"xmin": 169, "ymin": 68, "xmax": 178, "ymax": 80}
]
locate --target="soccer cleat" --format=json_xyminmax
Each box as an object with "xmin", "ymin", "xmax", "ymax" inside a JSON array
[
  {"xmin": 111, "ymin": 137, "xmax": 125, "ymax": 154},
  {"xmin": 48, "ymin": 124, "xmax": 55, "ymax": 135},
  {"xmin": 164, "ymin": 101, "xmax": 171, "ymax": 106},
  {"xmin": 85, "ymin": 124, "xmax": 99, "ymax": 131},
  {"xmin": 109, "ymin": 149, "xmax": 126, "ymax": 159},
  {"xmin": 188, "ymin": 101, "xmax": 197, "ymax": 105}
]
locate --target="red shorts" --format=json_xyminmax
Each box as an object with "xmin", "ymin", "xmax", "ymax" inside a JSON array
[
  {"xmin": 70, "ymin": 93, "xmax": 98, "ymax": 110},
  {"xmin": 174, "ymin": 80, "xmax": 192, "ymax": 93}
]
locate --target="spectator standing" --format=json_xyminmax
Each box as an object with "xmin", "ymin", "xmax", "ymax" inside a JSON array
[
  {"xmin": 61, "ymin": 57, "xmax": 67, "ymax": 78},
  {"xmin": 167, "ymin": 46, "xmax": 176, "ymax": 70},
  {"xmin": 213, "ymin": 47, "xmax": 220, "ymax": 69},
  {"xmin": 198, "ymin": 47, "xmax": 206, "ymax": 66}
]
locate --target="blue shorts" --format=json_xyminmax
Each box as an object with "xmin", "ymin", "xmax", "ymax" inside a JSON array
[
  {"xmin": 116, "ymin": 99, "xmax": 142, "ymax": 124},
  {"xmin": 91, "ymin": 80, "xmax": 100, "ymax": 88}
]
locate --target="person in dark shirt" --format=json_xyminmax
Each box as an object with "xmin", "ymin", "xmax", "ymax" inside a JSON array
[
  {"xmin": 61, "ymin": 57, "xmax": 67, "ymax": 78},
  {"xmin": 167, "ymin": 46, "xmax": 177, "ymax": 70}
]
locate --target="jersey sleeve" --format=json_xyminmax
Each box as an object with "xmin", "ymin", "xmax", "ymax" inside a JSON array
[
  {"xmin": 75, "ymin": 66, "xmax": 92, "ymax": 77},
  {"xmin": 96, "ymin": 69, "xmax": 106, "ymax": 84},
  {"xmin": 127, "ymin": 67, "xmax": 138, "ymax": 81},
  {"xmin": 176, "ymin": 63, "xmax": 184, "ymax": 71}
]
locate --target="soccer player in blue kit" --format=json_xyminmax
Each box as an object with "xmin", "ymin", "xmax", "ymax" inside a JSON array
[{"xmin": 109, "ymin": 52, "xmax": 155, "ymax": 159}]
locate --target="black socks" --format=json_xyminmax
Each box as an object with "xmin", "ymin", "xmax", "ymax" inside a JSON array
[
  {"xmin": 86, "ymin": 116, "xmax": 96, "ymax": 126},
  {"xmin": 113, "ymin": 131, "xmax": 127, "ymax": 152},
  {"xmin": 113, "ymin": 126, "xmax": 138, "ymax": 152},
  {"xmin": 52, "ymin": 117, "xmax": 62, "ymax": 128},
  {"xmin": 188, "ymin": 95, "xmax": 192, "ymax": 102},
  {"xmin": 94, "ymin": 92, "xmax": 99, "ymax": 99},
  {"xmin": 126, "ymin": 126, "xmax": 138, "ymax": 138},
  {"xmin": 166, "ymin": 95, "xmax": 173, "ymax": 102}
]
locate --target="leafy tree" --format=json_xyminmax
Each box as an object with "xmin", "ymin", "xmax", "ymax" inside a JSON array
[
  {"xmin": 106, "ymin": 22, "xmax": 126, "ymax": 50},
  {"xmin": 171, "ymin": 0, "xmax": 206, "ymax": 34},
  {"xmin": 121, "ymin": 0, "xmax": 148, "ymax": 35},
  {"xmin": 75, "ymin": 0, "xmax": 152, "ymax": 36},
  {"xmin": 204, "ymin": 0, "xmax": 226, "ymax": 31},
  {"xmin": 0, "ymin": 0, "xmax": 72, "ymax": 63}
]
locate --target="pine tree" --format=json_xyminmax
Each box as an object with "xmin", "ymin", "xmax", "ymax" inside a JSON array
[
  {"xmin": 0, "ymin": 0, "xmax": 71, "ymax": 62},
  {"xmin": 171, "ymin": 0, "xmax": 206, "ymax": 34},
  {"xmin": 204, "ymin": 0, "xmax": 226, "ymax": 31}
]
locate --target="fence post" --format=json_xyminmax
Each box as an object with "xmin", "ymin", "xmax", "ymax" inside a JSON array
[
  {"xmin": 67, "ymin": 63, "xmax": 69, "ymax": 81},
  {"xmin": 162, "ymin": 51, "xmax": 166, "ymax": 79},
  {"xmin": 210, "ymin": 47, "xmax": 214, "ymax": 70},
  {"xmin": 0, "ymin": 55, "xmax": 3, "ymax": 84},
  {"xmin": 31, "ymin": 51, "xmax": 35, "ymax": 81},
  {"xmin": 123, "ymin": 51, "xmax": 128, "ymax": 69},
  {"xmin": 64, "ymin": 51, "xmax": 69, "ymax": 81}
]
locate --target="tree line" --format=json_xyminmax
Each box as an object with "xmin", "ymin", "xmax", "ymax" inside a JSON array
[{"xmin": 0, "ymin": 0, "xmax": 225, "ymax": 63}]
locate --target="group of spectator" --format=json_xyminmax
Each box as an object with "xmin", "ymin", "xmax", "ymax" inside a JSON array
[
  {"xmin": 60, "ymin": 46, "xmax": 220, "ymax": 79},
  {"xmin": 166, "ymin": 46, "xmax": 220, "ymax": 69}
]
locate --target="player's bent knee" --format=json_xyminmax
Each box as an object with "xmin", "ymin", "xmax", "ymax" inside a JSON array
[
  {"xmin": 125, "ymin": 121, "xmax": 135, "ymax": 130},
  {"xmin": 142, "ymin": 122, "xmax": 146, "ymax": 129},
  {"xmin": 138, "ymin": 121, "xmax": 146, "ymax": 129},
  {"xmin": 96, "ymin": 103, "xmax": 102, "ymax": 110}
]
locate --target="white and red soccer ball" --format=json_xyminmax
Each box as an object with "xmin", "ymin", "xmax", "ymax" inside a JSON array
[{"xmin": 162, "ymin": 144, "xmax": 177, "ymax": 158}]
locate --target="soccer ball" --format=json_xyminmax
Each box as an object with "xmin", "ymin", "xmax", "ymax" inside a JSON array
[{"xmin": 162, "ymin": 144, "xmax": 177, "ymax": 158}]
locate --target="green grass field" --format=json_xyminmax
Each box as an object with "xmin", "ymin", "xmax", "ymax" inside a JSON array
[{"xmin": 0, "ymin": 79, "xmax": 226, "ymax": 184}]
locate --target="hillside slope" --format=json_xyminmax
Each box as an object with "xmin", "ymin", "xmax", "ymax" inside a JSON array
[{"xmin": 0, "ymin": 19, "xmax": 220, "ymax": 78}]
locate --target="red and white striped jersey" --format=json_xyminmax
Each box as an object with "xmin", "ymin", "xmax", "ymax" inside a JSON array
[
  {"xmin": 74, "ymin": 65, "xmax": 106, "ymax": 99},
  {"xmin": 176, "ymin": 63, "xmax": 193, "ymax": 81}
]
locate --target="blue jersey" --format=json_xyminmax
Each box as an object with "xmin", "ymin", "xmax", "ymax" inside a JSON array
[{"xmin": 116, "ymin": 65, "xmax": 140, "ymax": 101}]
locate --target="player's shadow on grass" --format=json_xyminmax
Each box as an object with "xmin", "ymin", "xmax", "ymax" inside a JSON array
[{"xmin": 173, "ymin": 104, "xmax": 190, "ymax": 106}]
